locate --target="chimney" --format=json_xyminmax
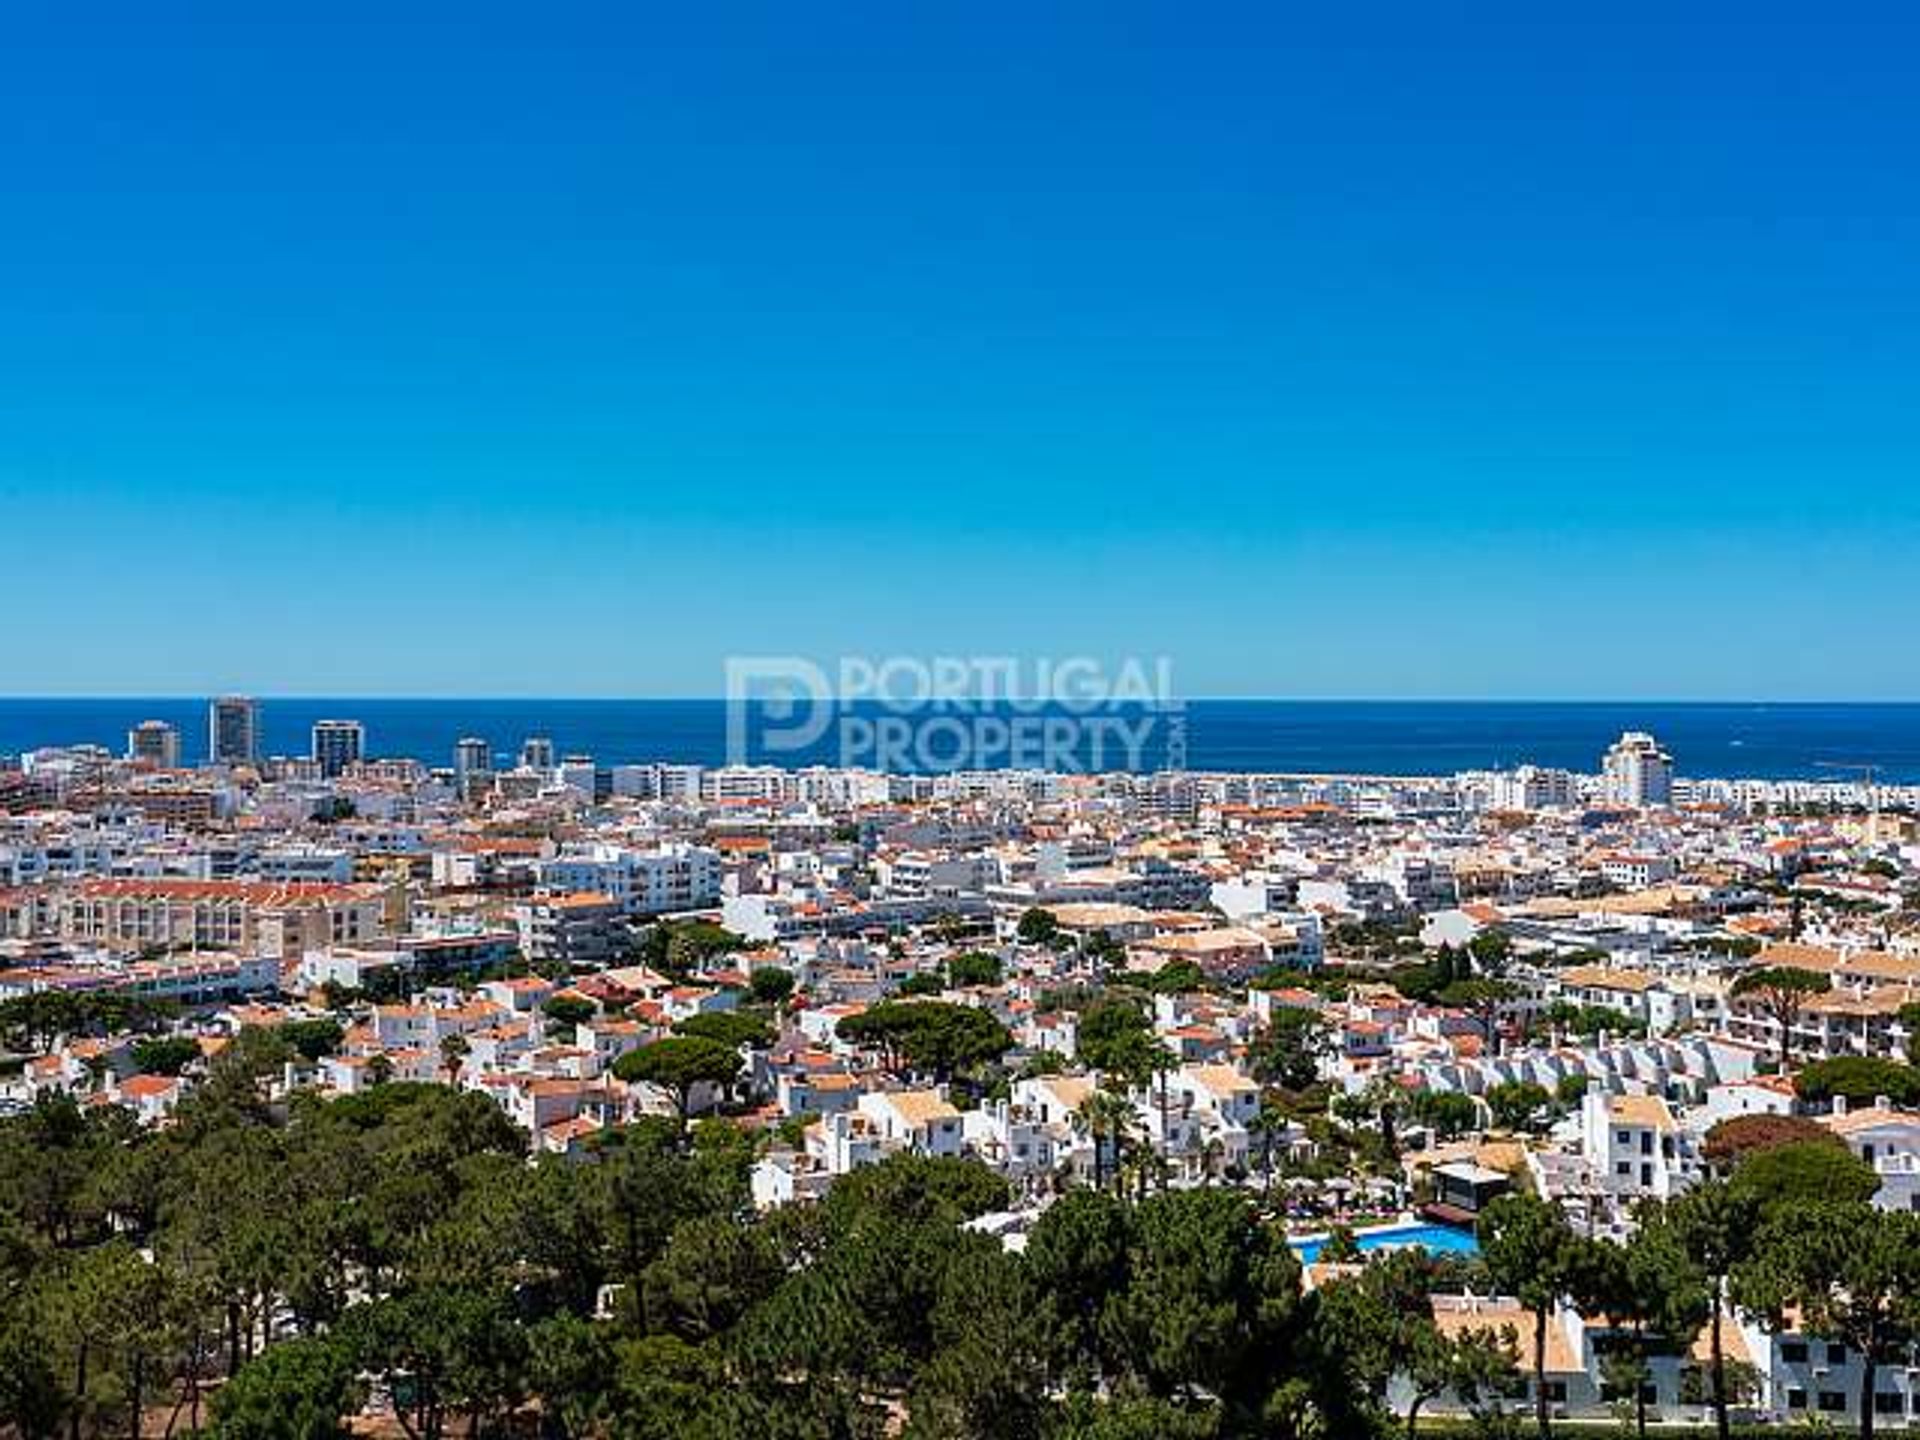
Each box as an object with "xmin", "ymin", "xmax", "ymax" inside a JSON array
[{"xmin": 1833, "ymin": 1094, "xmax": 1849, "ymax": 1116}]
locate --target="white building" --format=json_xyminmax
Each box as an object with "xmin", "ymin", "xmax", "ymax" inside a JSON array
[
  {"xmin": 1488, "ymin": 765, "xmax": 1580, "ymax": 812},
  {"xmin": 1602, "ymin": 731, "xmax": 1674, "ymax": 808},
  {"xmin": 556, "ymin": 758, "xmax": 599, "ymax": 799},
  {"xmin": 537, "ymin": 842, "xmax": 721, "ymax": 916},
  {"xmin": 961, "ymin": 1099, "xmax": 1059, "ymax": 1179},
  {"xmin": 1371, "ymin": 853, "xmax": 1459, "ymax": 911},
  {"xmin": 1210, "ymin": 872, "xmax": 1301, "ymax": 921},
  {"xmin": 1581, "ymin": 1089, "xmax": 1697, "ymax": 1202},
  {"xmin": 1824, "ymin": 1101, "xmax": 1920, "ymax": 1214},
  {"xmin": 702, "ymin": 766, "xmax": 790, "ymax": 804},
  {"xmin": 879, "ymin": 851, "xmax": 996, "ymax": 898},
  {"xmin": 856, "ymin": 1089, "xmax": 965, "ymax": 1157},
  {"xmin": 1600, "ymin": 852, "xmax": 1677, "ymax": 889},
  {"xmin": 252, "ymin": 845, "xmax": 355, "ymax": 884}
]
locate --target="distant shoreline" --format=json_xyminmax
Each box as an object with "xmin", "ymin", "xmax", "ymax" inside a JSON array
[{"xmin": 6, "ymin": 698, "xmax": 1920, "ymax": 783}]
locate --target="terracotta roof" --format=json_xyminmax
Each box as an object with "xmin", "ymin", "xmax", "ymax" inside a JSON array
[
  {"xmin": 1824, "ymin": 1105, "xmax": 1920, "ymax": 1137},
  {"xmin": 1185, "ymin": 1064, "xmax": 1256, "ymax": 1099},
  {"xmin": 1608, "ymin": 1095, "xmax": 1675, "ymax": 1132},
  {"xmin": 1432, "ymin": 1297, "xmax": 1578, "ymax": 1373},
  {"xmin": 1559, "ymin": 964, "xmax": 1657, "ymax": 994},
  {"xmin": 876, "ymin": 1090, "xmax": 960, "ymax": 1126},
  {"xmin": 119, "ymin": 1074, "xmax": 179, "ymax": 1099},
  {"xmin": 73, "ymin": 878, "xmax": 376, "ymax": 904}
]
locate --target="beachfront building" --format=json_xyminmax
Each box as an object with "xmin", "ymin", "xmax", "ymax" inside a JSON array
[
  {"xmin": 126, "ymin": 720, "xmax": 182, "ymax": 769},
  {"xmin": 207, "ymin": 695, "xmax": 260, "ymax": 765},
  {"xmin": 1602, "ymin": 730, "xmax": 1674, "ymax": 808},
  {"xmin": 310, "ymin": 719, "xmax": 365, "ymax": 779}
]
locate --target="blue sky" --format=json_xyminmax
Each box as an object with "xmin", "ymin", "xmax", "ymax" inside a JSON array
[{"xmin": 3, "ymin": 2, "xmax": 1918, "ymax": 698}]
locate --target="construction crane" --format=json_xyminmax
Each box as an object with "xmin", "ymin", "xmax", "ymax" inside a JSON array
[{"xmin": 1814, "ymin": 760, "xmax": 1881, "ymax": 841}]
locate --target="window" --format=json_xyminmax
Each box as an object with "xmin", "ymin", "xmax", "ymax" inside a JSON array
[
  {"xmin": 1782, "ymin": 1342, "xmax": 1809, "ymax": 1363},
  {"xmin": 1874, "ymin": 1394, "xmax": 1903, "ymax": 1415},
  {"xmin": 1640, "ymin": 1131, "xmax": 1653, "ymax": 1154},
  {"xmin": 1829, "ymin": 1344, "xmax": 1848, "ymax": 1365},
  {"xmin": 1819, "ymin": 1391, "xmax": 1847, "ymax": 1413},
  {"xmin": 1787, "ymin": 1389, "xmax": 1807, "ymax": 1410}
]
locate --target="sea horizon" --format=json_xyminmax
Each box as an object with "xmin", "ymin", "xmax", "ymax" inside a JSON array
[
  {"xmin": 7, "ymin": 696, "xmax": 1920, "ymax": 783},
  {"xmin": 12, "ymin": 696, "xmax": 1920, "ymax": 706}
]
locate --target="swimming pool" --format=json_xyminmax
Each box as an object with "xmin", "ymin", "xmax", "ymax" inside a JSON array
[{"xmin": 1290, "ymin": 1221, "xmax": 1480, "ymax": 1265}]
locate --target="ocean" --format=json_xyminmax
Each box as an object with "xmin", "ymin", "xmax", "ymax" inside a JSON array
[{"xmin": 5, "ymin": 698, "xmax": 1920, "ymax": 782}]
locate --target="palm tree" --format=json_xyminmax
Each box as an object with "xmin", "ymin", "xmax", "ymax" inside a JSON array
[
  {"xmin": 439, "ymin": 1033, "xmax": 470, "ymax": 1085},
  {"xmin": 1111, "ymin": 1039, "xmax": 1178, "ymax": 1189},
  {"xmin": 1073, "ymin": 1089, "xmax": 1137, "ymax": 1194},
  {"xmin": 1248, "ymin": 1096, "xmax": 1290, "ymax": 1199}
]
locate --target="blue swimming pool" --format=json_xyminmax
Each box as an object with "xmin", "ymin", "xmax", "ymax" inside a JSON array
[{"xmin": 1291, "ymin": 1221, "xmax": 1480, "ymax": 1265}]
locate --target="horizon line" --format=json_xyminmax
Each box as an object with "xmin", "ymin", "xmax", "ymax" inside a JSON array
[{"xmin": 6, "ymin": 694, "xmax": 1920, "ymax": 706}]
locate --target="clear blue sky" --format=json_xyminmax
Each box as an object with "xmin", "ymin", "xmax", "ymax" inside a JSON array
[{"xmin": 4, "ymin": 2, "xmax": 1918, "ymax": 699}]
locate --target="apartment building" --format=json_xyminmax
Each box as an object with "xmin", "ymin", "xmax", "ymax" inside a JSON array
[
  {"xmin": 1599, "ymin": 852, "xmax": 1678, "ymax": 889},
  {"xmin": 536, "ymin": 842, "xmax": 721, "ymax": 916},
  {"xmin": 1132, "ymin": 926, "xmax": 1272, "ymax": 981},
  {"xmin": 877, "ymin": 850, "xmax": 997, "ymax": 898},
  {"xmin": 208, "ymin": 696, "xmax": 260, "ymax": 765},
  {"xmin": 55, "ymin": 878, "xmax": 397, "ymax": 955},
  {"xmin": 126, "ymin": 721, "xmax": 182, "ymax": 769},
  {"xmin": 512, "ymin": 892, "xmax": 630, "ymax": 967},
  {"xmin": 369, "ymin": 996, "xmax": 500, "ymax": 1051},
  {"xmin": 961, "ymin": 1099, "xmax": 1060, "ymax": 1179},
  {"xmin": 1748, "ymin": 1321, "xmax": 1920, "ymax": 1429},
  {"xmin": 1602, "ymin": 731, "xmax": 1675, "ymax": 808},
  {"xmin": 1581, "ymin": 1090, "xmax": 1697, "ymax": 1202},
  {"xmin": 1823, "ymin": 1101, "xmax": 1920, "ymax": 1213},
  {"xmin": 1487, "ymin": 765, "xmax": 1580, "ymax": 812},
  {"xmin": 856, "ymin": 1088, "xmax": 965, "ymax": 1157},
  {"xmin": 310, "ymin": 720, "xmax": 365, "ymax": 779}
]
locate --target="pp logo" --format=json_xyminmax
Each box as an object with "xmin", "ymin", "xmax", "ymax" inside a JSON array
[{"xmin": 725, "ymin": 657, "xmax": 835, "ymax": 764}]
